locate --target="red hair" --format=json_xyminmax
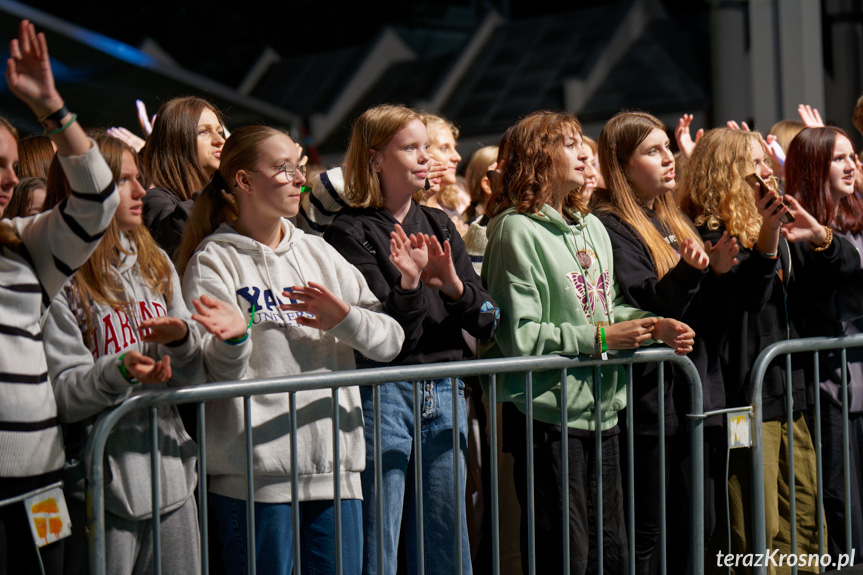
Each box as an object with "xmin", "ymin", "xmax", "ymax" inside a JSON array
[{"xmin": 786, "ymin": 126, "xmax": 863, "ymax": 234}]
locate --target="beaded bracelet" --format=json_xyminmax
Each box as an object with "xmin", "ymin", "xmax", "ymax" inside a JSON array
[{"xmin": 810, "ymin": 226, "xmax": 833, "ymax": 252}]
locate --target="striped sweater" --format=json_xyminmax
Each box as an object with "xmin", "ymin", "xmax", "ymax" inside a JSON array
[{"xmin": 0, "ymin": 142, "xmax": 117, "ymax": 479}]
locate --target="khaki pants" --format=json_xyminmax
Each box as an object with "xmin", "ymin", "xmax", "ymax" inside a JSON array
[{"xmin": 712, "ymin": 412, "xmax": 825, "ymax": 575}]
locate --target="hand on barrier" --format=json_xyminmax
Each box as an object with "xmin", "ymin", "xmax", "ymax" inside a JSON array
[
  {"xmin": 139, "ymin": 316, "xmax": 188, "ymax": 346},
  {"xmin": 705, "ymin": 231, "xmax": 739, "ymax": 275},
  {"xmin": 123, "ymin": 351, "xmax": 171, "ymax": 385},
  {"xmin": 389, "ymin": 223, "xmax": 427, "ymax": 290},
  {"xmin": 421, "ymin": 234, "xmax": 464, "ymax": 300},
  {"xmin": 191, "ymin": 294, "xmax": 249, "ymax": 340},
  {"xmin": 280, "ymin": 282, "xmax": 349, "ymax": 330},
  {"xmin": 680, "ymin": 237, "xmax": 709, "ymax": 271},
  {"xmin": 653, "ymin": 318, "xmax": 695, "ymax": 355},
  {"xmin": 604, "ymin": 317, "xmax": 656, "ymax": 350}
]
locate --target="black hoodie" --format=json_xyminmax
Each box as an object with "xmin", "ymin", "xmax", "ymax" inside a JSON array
[{"xmin": 324, "ymin": 202, "xmax": 500, "ymax": 365}]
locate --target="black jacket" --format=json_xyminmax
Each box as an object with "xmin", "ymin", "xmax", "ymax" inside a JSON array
[
  {"xmin": 700, "ymin": 225, "xmax": 861, "ymax": 421},
  {"xmin": 142, "ymin": 187, "xmax": 194, "ymax": 258},
  {"xmin": 324, "ymin": 202, "xmax": 499, "ymax": 365},
  {"xmin": 594, "ymin": 208, "xmax": 718, "ymax": 434}
]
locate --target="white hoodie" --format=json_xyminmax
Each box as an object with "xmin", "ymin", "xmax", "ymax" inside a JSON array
[
  {"xmin": 181, "ymin": 218, "xmax": 405, "ymax": 503},
  {"xmin": 44, "ymin": 233, "xmax": 250, "ymax": 519}
]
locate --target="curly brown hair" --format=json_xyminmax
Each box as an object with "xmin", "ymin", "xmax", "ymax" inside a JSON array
[{"xmin": 487, "ymin": 110, "xmax": 585, "ymax": 218}]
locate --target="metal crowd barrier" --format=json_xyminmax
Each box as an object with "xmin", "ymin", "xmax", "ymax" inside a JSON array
[
  {"xmin": 748, "ymin": 333, "xmax": 863, "ymax": 575},
  {"xmin": 84, "ymin": 348, "xmax": 704, "ymax": 575}
]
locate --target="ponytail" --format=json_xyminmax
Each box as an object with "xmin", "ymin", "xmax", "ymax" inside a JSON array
[{"xmin": 174, "ymin": 173, "xmax": 237, "ymax": 275}]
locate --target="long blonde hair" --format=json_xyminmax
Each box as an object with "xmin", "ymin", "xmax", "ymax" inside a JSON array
[
  {"xmin": 175, "ymin": 125, "xmax": 284, "ymax": 275},
  {"xmin": 679, "ymin": 128, "xmax": 764, "ymax": 248},
  {"xmin": 0, "ymin": 122, "xmax": 21, "ymax": 248},
  {"xmin": 592, "ymin": 111, "xmax": 701, "ymax": 278},
  {"xmin": 344, "ymin": 105, "xmax": 426, "ymax": 209},
  {"xmin": 71, "ymin": 134, "xmax": 173, "ymax": 344}
]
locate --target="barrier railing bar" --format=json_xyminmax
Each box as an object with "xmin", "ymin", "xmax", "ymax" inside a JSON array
[
  {"xmin": 333, "ymin": 387, "xmax": 343, "ymax": 575},
  {"xmin": 85, "ymin": 349, "xmax": 700, "ymax": 575},
  {"xmin": 413, "ymin": 381, "xmax": 425, "ymax": 575},
  {"xmin": 526, "ymin": 370, "xmax": 535, "ymax": 575},
  {"xmin": 842, "ymin": 348, "xmax": 852, "ymax": 556},
  {"xmin": 749, "ymin": 334, "xmax": 863, "ymax": 575},
  {"xmin": 560, "ymin": 367, "xmax": 570, "ymax": 575},
  {"xmin": 244, "ymin": 397, "xmax": 256, "ymax": 575},
  {"xmin": 150, "ymin": 407, "xmax": 162, "ymax": 575},
  {"xmin": 594, "ymin": 364, "xmax": 603, "ymax": 574},
  {"xmin": 488, "ymin": 373, "xmax": 500, "ymax": 575},
  {"xmin": 374, "ymin": 384, "xmax": 384, "ymax": 575},
  {"xmin": 0, "ymin": 481, "xmax": 63, "ymax": 508},
  {"xmin": 453, "ymin": 378, "xmax": 463, "ymax": 575},
  {"xmin": 687, "ymin": 406, "xmax": 752, "ymax": 419},
  {"xmin": 626, "ymin": 364, "xmax": 635, "ymax": 575},
  {"xmin": 812, "ymin": 352, "xmax": 825, "ymax": 570},
  {"xmin": 658, "ymin": 362, "xmax": 666, "ymax": 575},
  {"xmin": 785, "ymin": 354, "xmax": 798, "ymax": 575},
  {"xmin": 197, "ymin": 402, "xmax": 209, "ymax": 575},
  {"xmin": 290, "ymin": 392, "xmax": 300, "ymax": 575}
]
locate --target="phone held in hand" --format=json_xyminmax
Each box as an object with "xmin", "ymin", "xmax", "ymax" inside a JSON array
[{"xmin": 744, "ymin": 173, "xmax": 796, "ymax": 224}]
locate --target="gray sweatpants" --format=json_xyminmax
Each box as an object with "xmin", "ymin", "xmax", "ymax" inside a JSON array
[{"xmin": 66, "ymin": 496, "xmax": 200, "ymax": 575}]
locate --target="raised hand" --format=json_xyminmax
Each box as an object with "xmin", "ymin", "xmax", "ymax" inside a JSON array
[
  {"xmin": 6, "ymin": 20, "xmax": 87, "ymax": 155},
  {"xmin": 421, "ymin": 235, "xmax": 465, "ymax": 300},
  {"xmin": 192, "ymin": 294, "xmax": 249, "ymax": 341},
  {"xmin": 726, "ymin": 120, "xmax": 751, "ymax": 132},
  {"xmin": 106, "ymin": 127, "xmax": 147, "ymax": 153},
  {"xmin": 675, "ymin": 114, "xmax": 703, "ymax": 159},
  {"xmin": 780, "ymin": 194, "xmax": 829, "ymax": 245},
  {"xmin": 280, "ymin": 282, "xmax": 349, "ymax": 330},
  {"xmin": 798, "ymin": 104, "xmax": 825, "ymax": 128},
  {"xmin": 136, "ymin": 99, "xmax": 154, "ymax": 136},
  {"xmin": 139, "ymin": 316, "xmax": 188, "ymax": 346},
  {"xmin": 5, "ymin": 20, "xmax": 61, "ymax": 117},
  {"xmin": 603, "ymin": 317, "xmax": 657, "ymax": 350},
  {"xmin": 764, "ymin": 134, "xmax": 786, "ymax": 178},
  {"xmin": 122, "ymin": 351, "xmax": 171, "ymax": 385},
  {"xmin": 389, "ymin": 223, "xmax": 427, "ymax": 290},
  {"xmin": 680, "ymin": 237, "xmax": 709, "ymax": 270},
  {"xmin": 705, "ymin": 231, "xmax": 740, "ymax": 275},
  {"xmin": 652, "ymin": 318, "xmax": 695, "ymax": 356}
]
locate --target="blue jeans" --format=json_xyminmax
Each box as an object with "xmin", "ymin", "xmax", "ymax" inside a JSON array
[
  {"xmin": 210, "ymin": 493, "xmax": 362, "ymax": 575},
  {"xmin": 360, "ymin": 378, "xmax": 472, "ymax": 575}
]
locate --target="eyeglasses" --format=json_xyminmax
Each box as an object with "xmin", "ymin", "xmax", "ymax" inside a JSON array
[{"xmin": 274, "ymin": 162, "xmax": 307, "ymax": 182}]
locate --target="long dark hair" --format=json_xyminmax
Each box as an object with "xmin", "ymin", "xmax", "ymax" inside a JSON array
[
  {"xmin": 786, "ymin": 126, "xmax": 862, "ymax": 235},
  {"xmin": 143, "ymin": 96, "xmax": 224, "ymax": 201}
]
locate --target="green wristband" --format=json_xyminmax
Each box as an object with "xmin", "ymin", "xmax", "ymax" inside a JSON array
[
  {"xmin": 117, "ymin": 352, "xmax": 139, "ymax": 385},
  {"xmin": 600, "ymin": 327, "xmax": 607, "ymax": 353}
]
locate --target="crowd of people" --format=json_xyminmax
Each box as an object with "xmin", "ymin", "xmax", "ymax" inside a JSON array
[{"xmin": 1, "ymin": 19, "xmax": 862, "ymax": 575}]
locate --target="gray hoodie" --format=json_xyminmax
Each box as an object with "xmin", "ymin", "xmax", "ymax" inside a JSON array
[
  {"xmin": 181, "ymin": 219, "xmax": 405, "ymax": 503},
  {"xmin": 43, "ymin": 233, "xmax": 250, "ymax": 520}
]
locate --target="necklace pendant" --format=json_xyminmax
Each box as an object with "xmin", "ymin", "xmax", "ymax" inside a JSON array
[{"xmin": 576, "ymin": 250, "xmax": 594, "ymax": 268}]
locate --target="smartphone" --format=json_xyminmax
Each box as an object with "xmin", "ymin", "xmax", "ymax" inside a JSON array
[{"xmin": 744, "ymin": 173, "xmax": 795, "ymax": 223}]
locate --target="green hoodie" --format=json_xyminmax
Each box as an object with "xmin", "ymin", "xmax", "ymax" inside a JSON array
[{"xmin": 480, "ymin": 204, "xmax": 654, "ymax": 431}]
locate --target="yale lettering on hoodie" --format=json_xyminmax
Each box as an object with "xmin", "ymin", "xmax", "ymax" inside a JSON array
[
  {"xmin": 236, "ymin": 286, "xmax": 313, "ymax": 329},
  {"xmin": 92, "ymin": 300, "xmax": 167, "ymax": 358}
]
